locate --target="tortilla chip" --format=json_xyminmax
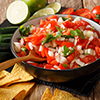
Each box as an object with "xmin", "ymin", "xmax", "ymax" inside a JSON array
[
  {"xmin": 41, "ymin": 88, "xmax": 53, "ymax": 100},
  {"xmin": 0, "ymin": 71, "xmax": 20, "ymax": 87},
  {"xmin": 54, "ymin": 88, "xmax": 80, "ymax": 100},
  {"xmin": 12, "ymin": 90, "xmax": 26, "ymax": 100},
  {"xmin": 0, "ymin": 70, "xmax": 10, "ymax": 79},
  {"xmin": 0, "ymin": 82, "xmax": 35, "ymax": 100},
  {"xmin": 11, "ymin": 63, "xmax": 34, "ymax": 82}
]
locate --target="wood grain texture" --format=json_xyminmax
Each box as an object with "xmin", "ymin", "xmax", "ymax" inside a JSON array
[
  {"xmin": 0, "ymin": 0, "xmax": 14, "ymax": 24},
  {"xmin": 83, "ymin": 0, "xmax": 100, "ymax": 11},
  {"xmin": 47, "ymin": 0, "xmax": 82, "ymax": 10}
]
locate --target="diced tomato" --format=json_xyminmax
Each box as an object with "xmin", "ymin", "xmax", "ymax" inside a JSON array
[
  {"xmin": 55, "ymin": 39, "xmax": 63, "ymax": 46},
  {"xmin": 77, "ymin": 38, "xmax": 89, "ymax": 48},
  {"xmin": 36, "ymin": 45, "xmax": 46, "ymax": 57},
  {"xmin": 46, "ymin": 15, "xmax": 58, "ymax": 21},
  {"xmin": 59, "ymin": 8, "xmax": 74, "ymax": 15},
  {"xmin": 90, "ymin": 37, "xmax": 100, "ymax": 47},
  {"xmin": 63, "ymin": 28, "xmax": 74, "ymax": 35},
  {"xmin": 71, "ymin": 62, "xmax": 79, "ymax": 69},
  {"xmin": 28, "ymin": 62, "xmax": 38, "ymax": 66},
  {"xmin": 58, "ymin": 62, "xmax": 70, "ymax": 70},
  {"xmin": 61, "ymin": 41, "xmax": 74, "ymax": 48},
  {"xmin": 40, "ymin": 19, "xmax": 47, "ymax": 27},
  {"xmin": 65, "ymin": 15, "xmax": 73, "ymax": 21},
  {"xmin": 95, "ymin": 46, "xmax": 100, "ymax": 58},
  {"xmin": 80, "ymin": 56, "xmax": 89, "ymax": 63},
  {"xmin": 62, "ymin": 20, "xmax": 74, "ymax": 28},
  {"xmin": 44, "ymin": 20, "xmax": 58, "ymax": 32},
  {"xmin": 24, "ymin": 43, "xmax": 31, "ymax": 51},
  {"xmin": 67, "ymin": 52, "xmax": 75, "ymax": 62},
  {"xmin": 80, "ymin": 20, "xmax": 90, "ymax": 26},
  {"xmin": 37, "ymin": 63, "xmax": 44, "ymax": 68},
  {"xmin": 49, "ymin": 60, "xmax": 59, "ymax": 65},
  {"xmin": 47, "ymin": 54, "xmax": 55, "ymax": 63},
  {"xmin": 16, "ymin": 51, "xmax": 26, "ymax": 57},
  {"xmin": 87, "ymin": 44, "xmax": 95, "ymax": 49},
  {"xmin": 44, "ymin": 64, "xmax": 53, "ymax": 69},
  {"xmin": 88, "ymin": 55, "xmax": 96, "ymax": 62}
]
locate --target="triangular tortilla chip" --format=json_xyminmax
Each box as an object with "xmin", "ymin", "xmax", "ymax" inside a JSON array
[
  {"xmin": 12, "ymin": 90, "xmax": 26, "ymax": 100},
  {"xmin": 0, "ymin": 70, "xmax": 10, "ymax": 79},
  {"xmin": 0, "ymin": 71, "xmax": 20, "ymax": 87},
  {"xmin": 41, "ymin": 88, "xmax": 53, "ymax": 100},
  {"xmin": 54, "ymin": 88, "xmax": 80, "ymax": 100},
  {"xmin": 0, "ymin": 82, "xmax": 35, "ymax": 100},
  {"xmin": 11, "ymin": 63, "xmax": 34, "ymax": 82}
]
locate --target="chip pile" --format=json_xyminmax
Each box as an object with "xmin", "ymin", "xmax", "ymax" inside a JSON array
[
  {"xmin": 0, "ymin": 63, "xmax": 35, "ymax": 100},
  {"xmin": 41, "ymin": 88, "xmax": 80, "ymax": 100}
]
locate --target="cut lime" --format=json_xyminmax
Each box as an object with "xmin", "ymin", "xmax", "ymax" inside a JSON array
[
  {"xmin": 28, "ymin": 13, "xmax": 47, "ymax": 21},
  {"xmin": 22, "ymin": 0, "xmax": 46, "ymax": 13},
  {"xmin": 34, "ymin": 7, "xmax": 55, "ymax": 15},
  {"xmin": 6, "ymin": 1, "xmax": 30, "ymax": 25},
  {"xmin": 46, "ymin": 2, "xmax": 61, "ymax": 13}
]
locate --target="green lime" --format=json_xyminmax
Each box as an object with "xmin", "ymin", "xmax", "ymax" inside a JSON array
[
  {"xmin": 34, "ymin": 7, "xmax": 55, "ymax": 15},
  {"xmin": 28, "ymin": 13, "xmax": 47, "ymax": 21},
  {"xmin": 6, "ymin": 1, "xmax": 30, "ymax": 25},
  {"xmin": 46, "ymin": 2, "xmax": 61, "ymax": 13},
  {"xmin": 22, "ymin": 0, "xmax": 46, "ymax": 13}
]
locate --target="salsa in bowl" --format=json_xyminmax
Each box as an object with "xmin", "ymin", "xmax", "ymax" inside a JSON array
[{"xmin": 11, "ymin": 14, "xmax": 100, "ymax": 82}]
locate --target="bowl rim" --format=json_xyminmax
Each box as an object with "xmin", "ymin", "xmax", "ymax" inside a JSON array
[{"xmin": 10, "ymin": 14, "xmax": 100, "ymax": 72}]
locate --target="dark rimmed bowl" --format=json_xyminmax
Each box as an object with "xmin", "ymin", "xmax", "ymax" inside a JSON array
[{"xmin": 11, "ymin": 14, "xmax": 100, "ymax": 82}]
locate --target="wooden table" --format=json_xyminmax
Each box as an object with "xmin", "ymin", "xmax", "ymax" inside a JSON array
[{"xmin": 0, "ymin": 0, "xmax": 100, "ymax": 100}]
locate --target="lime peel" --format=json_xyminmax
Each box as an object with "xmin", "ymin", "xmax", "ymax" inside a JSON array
[{"xmin": 46, "ymin": 2, "xmax": 61, "ymax": 13}]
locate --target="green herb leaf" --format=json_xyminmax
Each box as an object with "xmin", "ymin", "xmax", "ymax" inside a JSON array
[
  {"xmin": 21, "ymin": 47, "xmax": 29, "ymax": 55},
  {"xmin": 62, "ymin": 46, "xmax": 75, "ymax": 57},
  {"xmin": 19, "ymin": 24, "xmax": 32, "ymax": 36},
  {"xmin": 63, "ymin": 64, "xmax": 68, "ymax": 68},
  {"xmin": 62, "ymin": 45, "xmax": 69, "ymax": 57},
  {"xmin": 70, "ymin": 29, "xmax": 85, "ymax": 39},
  {"xmin": 41, "ymin": 32, "xmax": 56, "ymax": 45},
  {"xmin": 62, "ymin": 17, "xmax": 71, "ymax": 21},
  {"xmin": 42, "ymin": 26, "xmax": 63, "ymax": 45}
]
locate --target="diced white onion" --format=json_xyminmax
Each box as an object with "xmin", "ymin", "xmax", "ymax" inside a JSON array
[
  {"xmin": 69, "ymin": 38, "xmax": 74, "ymax": 42},
  {"xmin": 20, "ymin": 38, "xmax": 24, "ymax": 46},
  {"xmin": 53, "ymin": 65, "xmax": 59, "ymax": 69},
  {"xmin": 28, "ymin": 42, "xmax": 33, "ymax": 50},
  {"xmin": 77, "ymin": 45, "xmax": 82, "ymax": 51},
  {"xmin": 84, "ymin": 49, "xmax": 94, "ymax": 55},
  {"xmin": 52, "ymin": 40, "xmax": 57, "ymax": 47},
  {"xmin": 72, "ymin": 17, "xmax": 81, "ymax": 23},
  {"xmin": 57, "ymin": 37, "xmax": 65, "ymax": 41},
  {"xmin": 50, "ymin": 19, "xmax": 57, "ymax": 22},
  {"xmin": 76, "ymin": 59, "xmax": 85, "ymax": 66},
  {"xmin": 46, "ymin": 23, "xmax": 51, "ymax": 29},
  {"xmin": 60, "ymin": 24, "xmax": 66, "ymax": 29},
  {"xmin": 59, "ymin": 55, "xmax": 67, "ymax": 64},
  {"xmin": 13, "ymin": 42, "xmax": 21, "ymax": 53},
  {"xmin": 39, "ymin": 45, "xmax": 43, "ymax": 51},
  {"xmin": 48, "ymin": 50, "xmax": 54, "ymax": 57},
  {"xmin": 58, "ymin": 17, "xmax": 64, "ymax": 24},
  {"xmin": 86, "ymin": 25, "xmax": 92, "ymax": 28}
]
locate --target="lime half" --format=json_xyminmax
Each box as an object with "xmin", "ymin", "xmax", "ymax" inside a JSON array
[
  {"xmin": 34, "ymin": 7, "xmax": 55, "ymax": 15},
  {"xmin": 6, "ymin": 1, "xmax": 30, "ymax": 25},
  {"xmin": 28, "ymin": 13, "xmax": 47, "ymax": 21},
  {"xmin": 46, "ymin": 2, "xmax": 61, "ymax": 13}
]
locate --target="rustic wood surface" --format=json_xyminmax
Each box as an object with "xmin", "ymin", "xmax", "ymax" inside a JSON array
[{"xmin": 0, "ymin": 0, "xmax": 100, "ymax": 100}]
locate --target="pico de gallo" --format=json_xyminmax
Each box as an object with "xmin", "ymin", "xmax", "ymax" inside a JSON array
[{"xmin": 14, "ymin": 15, "xmax": 100, "ymax": 70}]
